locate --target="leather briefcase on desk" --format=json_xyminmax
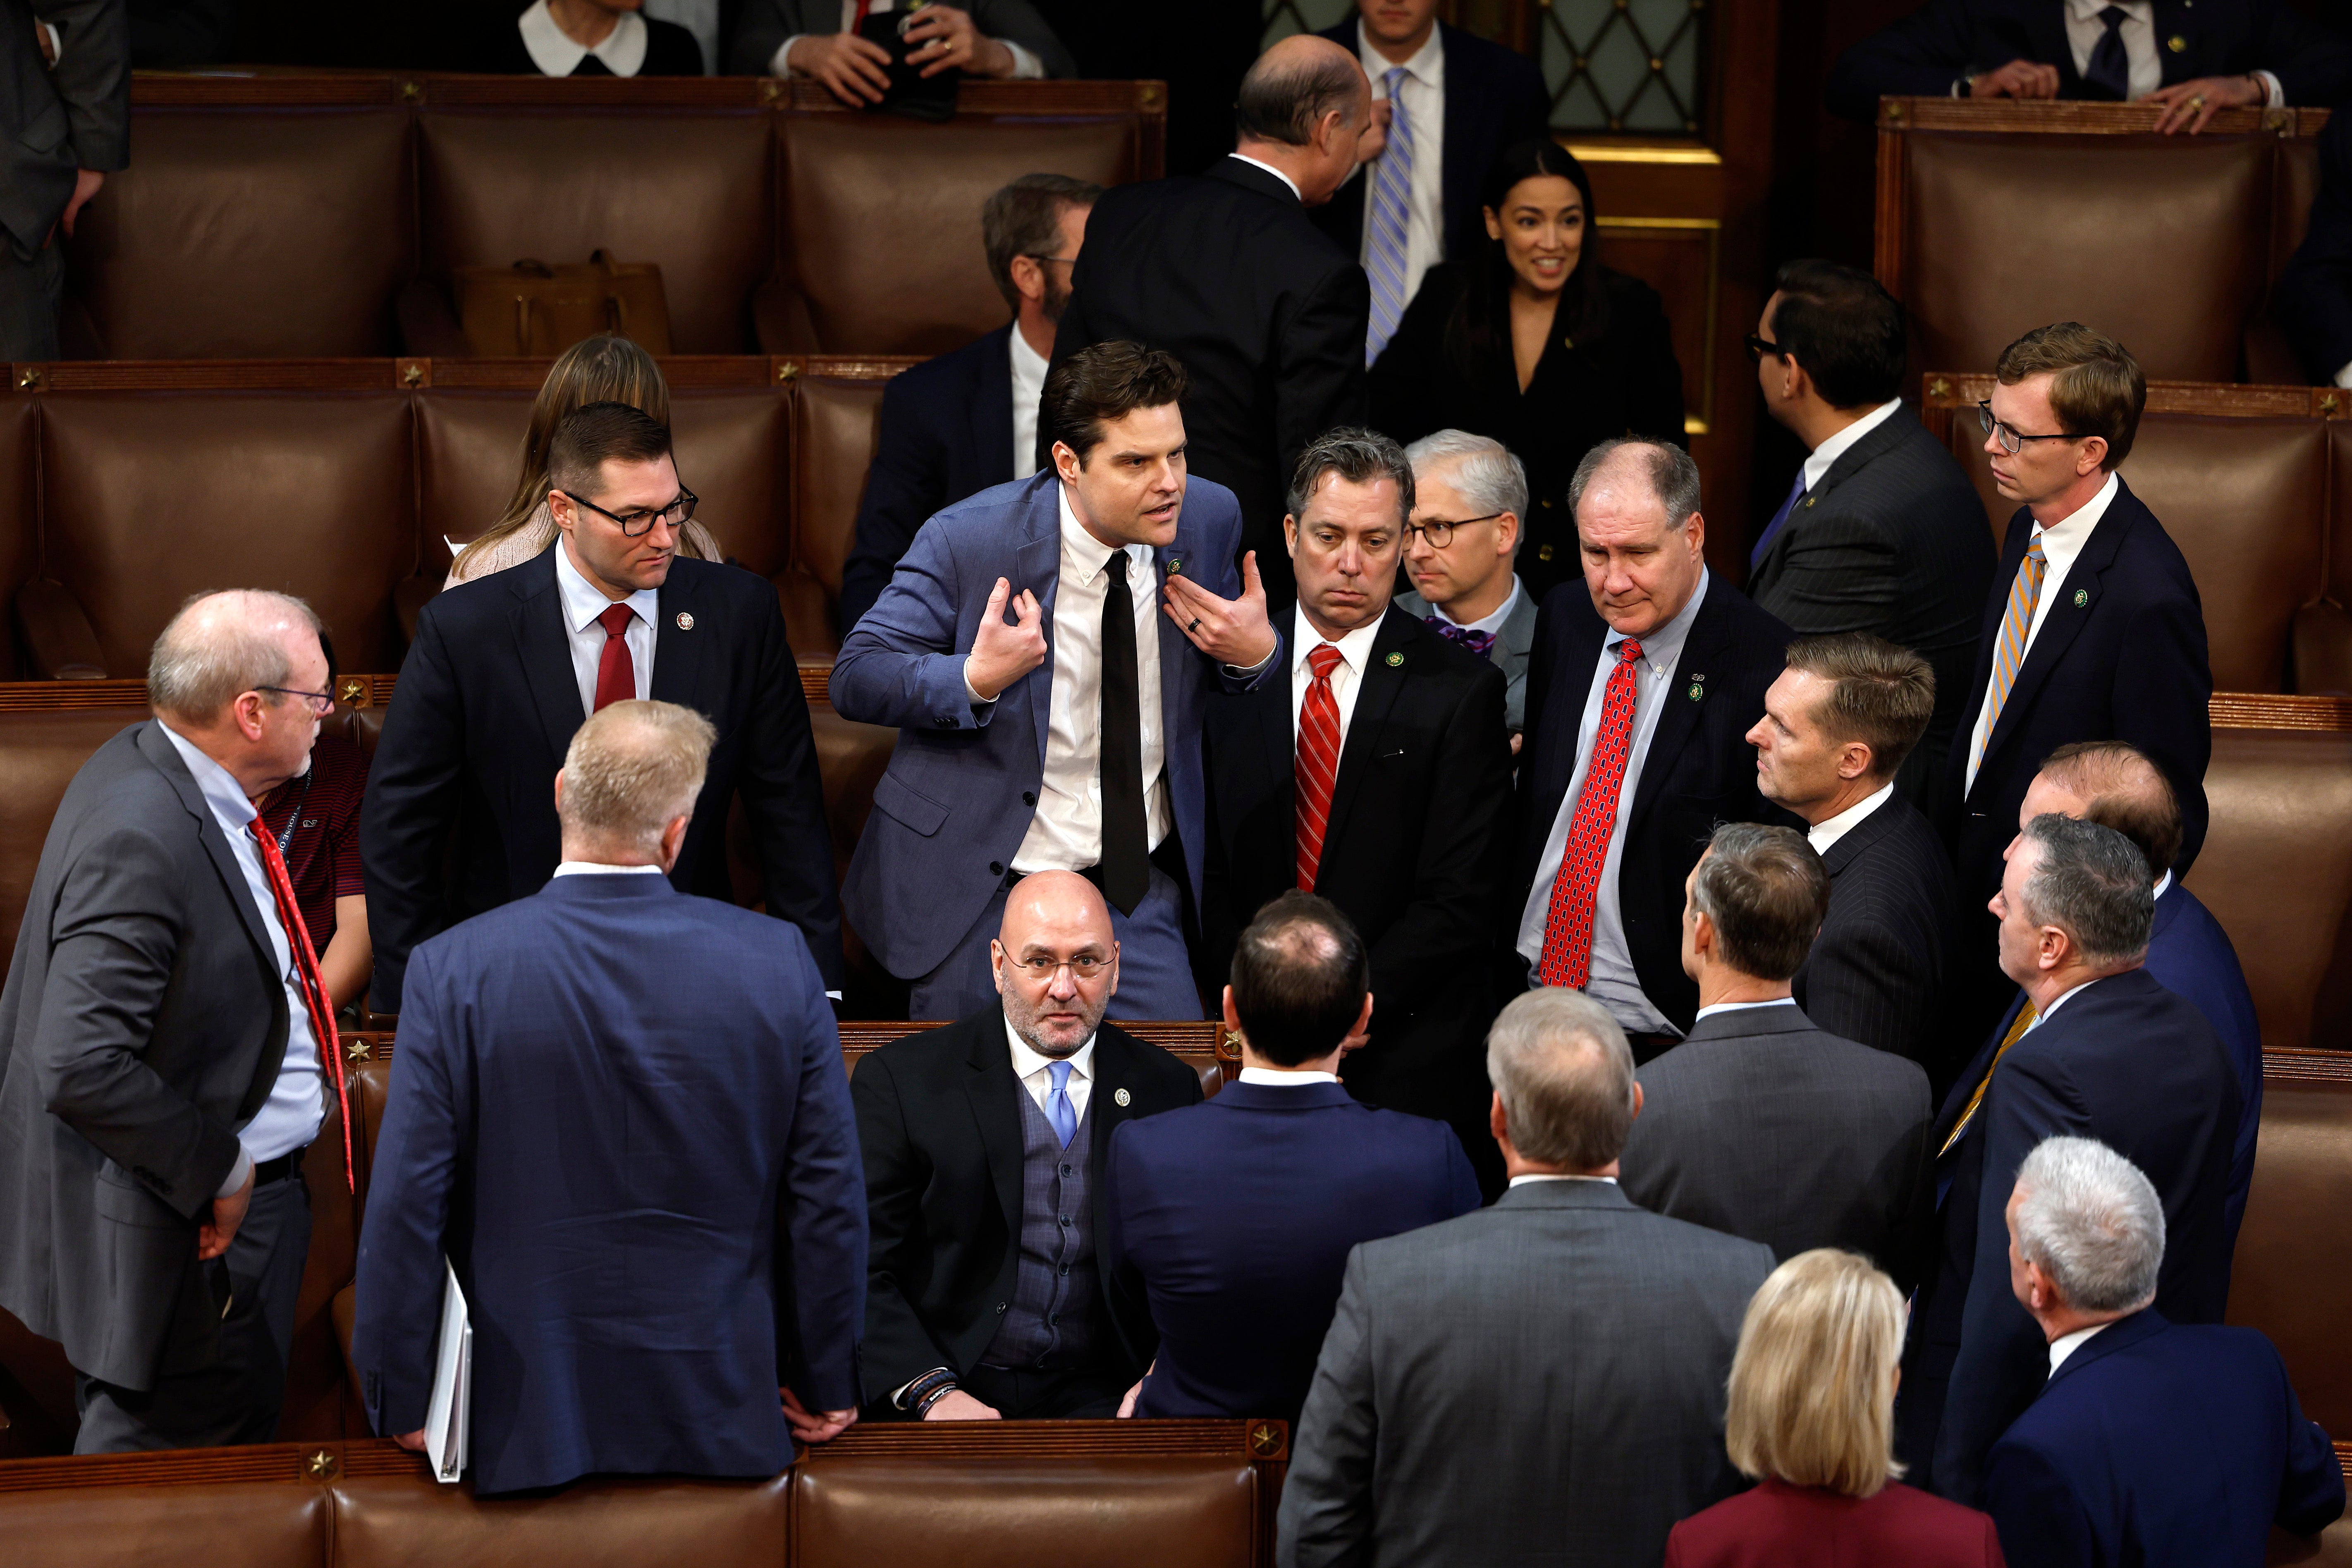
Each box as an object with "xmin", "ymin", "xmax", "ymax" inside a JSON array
[{"xmin": 453, "ymin": 251, "xmax": 674, "ymax": 357}]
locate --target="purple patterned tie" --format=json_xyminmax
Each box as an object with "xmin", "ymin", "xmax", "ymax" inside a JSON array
[{"xmin": 1425, "ymin": 616, "xmax": 1496, "ymax": 660}]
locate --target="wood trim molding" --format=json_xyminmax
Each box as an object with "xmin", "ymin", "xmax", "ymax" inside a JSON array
[
  {"xmin": 1874, "ymin": 97, "xmax": 2323, "ymax": 137},
  {"xmin": 2264, "ymin": 1048, "xmax": 2352, "ymax": 1087},
  {"xmin": 126, "ymin": 74, "xmax": 1169, "ymax": 122},
  {"xmin": 1921, "ymin": 373, "xmax": 2339, "ymax": 420},
  {"xmin": 0, "ymin": 1437, "xmax": 428, "ymax": 1494},
  {"xmin": 5, "ymin": 356, "xmax": 923, "ymax": 396},
  {"xmin": 806, "ymin": 1417, "xmax": 1283, "ymax": 1462}
]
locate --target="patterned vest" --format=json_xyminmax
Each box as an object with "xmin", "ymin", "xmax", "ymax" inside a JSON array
[{"xmin": 980, "ymin": 1087, "xmax": 1100, "ymax": 1370}]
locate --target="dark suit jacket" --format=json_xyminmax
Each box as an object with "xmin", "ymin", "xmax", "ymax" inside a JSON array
[
  {"xmin": 1101, "ymin": 1080, "xmax": 1479, "ymax": 1424},
  {"xmin": 724, "ymin": 0, "xmax": 1076, "ymax": 76},
  {"xmin": 1825, "ymin": 0, "xmax": 2352, "ymax": 122},
  {"xmin": 1204, "ymin": 607, "xmax": 1513, "ymax": 1144},
  {"xmin": 839, "ymin": 321, "xmax": 1018, "ymax": 635},
  {"xmin": 0, "ymin": 723, "xmax": 289, "ymax": 1390},
  {"xmin": 2278, "ymin": 107, "xmax": 2352, "ymax": 382},
  {"xmin": 2146, "ymin": 877, "xmax": 2261, "ymax": 1249},
  {"xmin": 849, "ymin": 1008, "xmax": 1203, "ymax": 1404},
  {"xmin": 1903, "ymin": 968, "xmax": 2241, "ymax": 1506},
  {"xmin": 350, "ymin": 874, "xmax": 864, "ymax": 1495},
  {"xmin": 1793, "ymin": 791, "xmax": 1964, "ymax": 1077},
  {"xmin": 1370, "ymin": 263, "xmax": 1685, "ymax": 605},
  {"xmin": 1308, "ymin": 17, "xmax": 1551, "ymax": 268},
  {"xmin": 1748, "ymin": 411, "xmax": 1994, "ymax": 798},
  {"xmin": 1621, "ymin": 1002, "xmax": 1933, "ymax": 1284},
  {"xmin": 1667, "ymin": 1479, "xmax": 2006, "ymax": 1568},
  {"xmin": 4, "ymin": 0, "xmax": 129, "ymax": 259},
  {"xmin": 1984, "ymin": 1311, "xmax": 2346, "ymax": 1568},
  {"xmin": 1051, "ymin": 156, "xmax": 1370, "ymax": 584},
  {"xmin": 1514, "ymin": 578, "xmax": 1798, "ymax": 1033},
  {"xmin": 362, "ymin": 547, "xmax": 842, "ymax": 1009}
]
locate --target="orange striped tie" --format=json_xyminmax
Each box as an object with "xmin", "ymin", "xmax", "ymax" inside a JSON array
[
  {"xmin": 1296, "ymin": 644, "xmax": 1345, "ymax": 889},
  {"xmin": 1970, "ymin": 535, "xmax": 2047, "ymax": 783},
  {"xmin": 1939, "ymin": 998, "xmax": 2040, "ymax": 1157}
]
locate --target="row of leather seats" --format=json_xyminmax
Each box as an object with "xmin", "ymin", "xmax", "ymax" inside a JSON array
[{"xmin": 59, "ymin": 76, "xmax": 1159, "ymax": 361}]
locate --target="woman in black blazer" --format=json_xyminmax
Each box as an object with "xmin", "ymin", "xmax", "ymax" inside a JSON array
[{"xmin": 1371, "ymin": 138, "xmax": 1685, "ymax": 604}]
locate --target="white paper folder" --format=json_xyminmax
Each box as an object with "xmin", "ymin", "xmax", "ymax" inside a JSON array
[{"xmin": 423, "ymin": 1257, "xmax": 471, "ymax": 1484}]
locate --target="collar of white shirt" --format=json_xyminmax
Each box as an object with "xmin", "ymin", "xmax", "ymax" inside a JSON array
[
  {"xmin": 1426, "ymin": 576, "xmax": 1523, "ymax": 639},
  {"xmin": 1692, "ymin": 996, "xmax": 1799, "ymax": 1025},
  {"xmin": 2048, "ymin": 1318, "xmax": 2115, "ymax": 1374},
  {"xmin": 1292, "ymin": 603, "xmax": 1385, "ymax": 681},
  {"xmin": 157, "ymin": 721, "xmax": 262, "ymax": 837},
  {"xmin": 1229, "ymin": 153, "xmax": 1304, "ymax": 204},
  {"xmin": 1606, "ymin": 566, "xmax": 1709, "ymax": 667},
  {"xmin": 553, "ymin": 537, "xmax": 660, "ymax": 638},
  {"xmin": 2029, "ymin": 470, "xmax": 2119, "ymax": 586},
  {"xmin": 519, "ymin": 0, "xmax": 649, "ymax": 76},
  {"xmin": 1508, "ymin": 1173, "xmax": 1618, "ymax": 1187},
  {"xmin": 1359, "ymin": 24, "xmax": 1444, "ymax": 92},
  {"xmin": 1236, "ymin": 1067, "xmax": 1343, "ymax": 1086},
  {"xmin": 2153, "ymin": 870, "xmax": 2173, "ymax": 901},
  {"xmin": 1801, "ymin": 398, "xmax": 1904, "ymax": 492},
  {"xmin": 1807, "ymin": 780, "xmax": 1895, "ymax": 857},
  {"xmin": 2064, "ymin": 0, "xmax": 2149, "ymax": 22},
  {"xmin": 1059, "ymin": 484, "xmax": 1151, "ymax": 591},
  {"xmin": 1003, "ymin": 1016, "xmax": 1097, "ymax": 1085},
  {"xmin": 552, "ymin": 861, "xmax": 667, "ymax": 877}
]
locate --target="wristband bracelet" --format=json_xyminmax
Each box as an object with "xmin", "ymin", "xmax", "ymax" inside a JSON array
[
  {"xmin": 913, "ymin": 1380, "xmax": 960, "ymax": 1417},
  {"xmin": 899, "ymin": 1367, "xmax": 958, "ymax": 1413}
]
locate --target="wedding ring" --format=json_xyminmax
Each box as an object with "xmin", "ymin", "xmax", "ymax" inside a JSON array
[
  {"xmin": 1188, "ymin": 617, "xmax": 1202, "ymax": 633},
  {"xmin": 2189, "ymin": 95, "xmax": 2206, "ymax": 110}
]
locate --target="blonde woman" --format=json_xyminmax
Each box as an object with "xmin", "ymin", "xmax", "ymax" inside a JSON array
[
  {"xmin": 1666, "ymin": 1250, "xmax": 2006, "ymax": 1566},
  {"xmin": 446, "ymin": 335, "xmax": 721, "ymax": 586}
]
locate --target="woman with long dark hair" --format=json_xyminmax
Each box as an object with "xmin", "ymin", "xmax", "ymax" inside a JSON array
[{"xmin": 1370, "ymin": 138, "xmax": 1685, "ymax": 602}]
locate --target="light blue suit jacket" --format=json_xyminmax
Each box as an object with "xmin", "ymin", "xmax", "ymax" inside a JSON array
[{"xmin": 830, "ymin": 471, "xmax": 1278, "ymax": 978}]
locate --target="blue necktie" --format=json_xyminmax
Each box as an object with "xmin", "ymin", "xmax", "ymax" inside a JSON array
[
  {"xmin": 1749, "ymin": 470, "xmax": 1808, "ymax": 570},
  {"xmin": 1365, "ymin": 65, "xmax": 1415, "ymax": 365},
  {"xmin": 1045, "ymin": 1059, "xmax": 1078, "ymax": 1149}
]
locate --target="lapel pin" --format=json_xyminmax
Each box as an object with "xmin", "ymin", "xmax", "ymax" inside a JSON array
[
  {"xmin": 1686, "ymin": 683, "xmax": 1704, "ymax": 702},
  {"xmin": 1164, "ymin": 553, "xmax": 1183, "ymax": 578},
  {"xmin": 2166, "ymin": 32, "xmax": 2187, "ymax": 50},
  {"xmin": 675, "ymin": 612, "xmax": 694, "ymax": 630},
  {"xmin": 2072, "ymin": 589, "xmax": 2088, "ymax": 608},
  {"xmin": 1803, "ymin": 496, "xmax": 1817, "ymax": 507},
  {"xmin": 1113, "ymin": 1087, "xmax": 1131, "ymax": 1107},
  {"xmin": 1690, "ymin": 672, "xmax": 1706, "ymax": 681},
  {"xmin": 1385, "ymin": 651, "xmax": 1403, "ymax": 667}
]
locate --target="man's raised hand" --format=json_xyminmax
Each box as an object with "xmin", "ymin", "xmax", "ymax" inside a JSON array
[
  {"xmin": 965, "ymin": 577, "xmax": 1047, "ymax": 700},
  {"xmin": 1163, "ymin": 551, "xmax": 1279, "ymax": 670}
]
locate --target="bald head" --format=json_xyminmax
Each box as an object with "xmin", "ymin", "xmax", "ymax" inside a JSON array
[
  {"xmin": 1234, "ymin": 34, "xmax": 1371, "ymax": 206},
  {"xmin": 993, "ymin": 872, "xmax": 1119, "ymax": 1056},
  {"xmin": 2022, "ymin": 741, "xmax": 2182, "ymax": 877}
]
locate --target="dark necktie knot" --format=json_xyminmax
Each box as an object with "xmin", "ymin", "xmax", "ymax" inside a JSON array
[
  {"xmin": 2098, "ymin": 5, "xmax": 2127, "ymax": 28},
  {"xmin": 1424, "ymin": 617, "xmax": 1496, "ymax": 660},
  {"xmin": 1104, "ymin": 549, "xmax": 1130, "ymax": 585}
]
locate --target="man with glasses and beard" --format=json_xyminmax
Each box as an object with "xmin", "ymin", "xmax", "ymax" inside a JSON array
[
  {"xmin": 363, "ymin": 400, "xmax": 841, "ymax": 1013},
  {"xmin": 852, "ymin": 870, "xmax": 1202, "ymax": 1421}
]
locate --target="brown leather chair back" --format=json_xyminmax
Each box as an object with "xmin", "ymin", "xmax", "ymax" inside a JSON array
[
  {"xmin": 0, "ymin": 708, "xmax": 151, "ymax": 971},
  {"xmin": 333, "ymin": 1470, "xmax": 792, "ymax": 1566},
  {"xmin": 0, "ymin": 394, "xmax": 35, "ymax": 678},
  {"xmin": 62, "ymin": 107, "xmax": 413, "ymax": 359},
  {"xmin": 2230, "ymin": 1053, "xmax": 2352, "ymax": 1445},
  {"xmin": 784, "ymin": 362, "xmax": 909, "ymax": 653}
]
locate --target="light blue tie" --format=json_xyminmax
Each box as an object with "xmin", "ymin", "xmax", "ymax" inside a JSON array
[
  {"xmin": 1365, "ymin": 65, "xmax": 1415, "ymax": 366},
  {"xmin": 1045, "ymin": 1059, "xmax": 1078, "ymax": 1149}
]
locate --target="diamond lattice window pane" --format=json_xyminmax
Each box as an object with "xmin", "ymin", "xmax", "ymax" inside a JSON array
[{"xmin": 1538, "ymin": 0, "xmax": 1707, "ymax": 134}]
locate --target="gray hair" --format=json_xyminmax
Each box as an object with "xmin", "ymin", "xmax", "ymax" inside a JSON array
[
  {"xmin": 2013, "ymin": 1136, "xmax": 2165, "ymax": 1312},
  {"xmin": 1568, "ymin": 437, "xmax": 1702, "ymax": 531},
  {"xmin": 147, "ymin": 589, "xmax": 324, "ymax": 724},
  {"xmin": 1485, "ymin": 989, "xmax": 1637, "ymax": 1169},
  {"xmin": 980, "ymin": 172, "xmax": 1102, "ymax": 313},
  {"xmin": 1404, "ymin": 429, "xmax": 1530, "ymax": 526},
  {"xmin": 1287, "ymin": 426, "xmax": 1415, "ymax": 527},
  {"xmin": 2018, "ymin": 814, "xmax": 2153, "ymax": 966},
  {"xmin": 1692, "ymin": 823, "xmax": 1830, "ymax": 983},
  {"xmin": 559, "ymin": 699, "xmax": 717, "ymax": 856}
]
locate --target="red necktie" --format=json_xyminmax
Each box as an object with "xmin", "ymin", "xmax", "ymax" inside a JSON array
[
  {"xmin": 1296, "ymin": 644, "xmax": 1345, "ymax": 890},
  {"xmin": 251, "ymin": 816, "xmax": 354, "ymax": 1193},
  {"xmin": 593, "ymin": 603, "xmax": 636, "ymax": 712},
  {"xmin": 1537, "ymin": 638, "xmax": 1644, "ymax": 990}
]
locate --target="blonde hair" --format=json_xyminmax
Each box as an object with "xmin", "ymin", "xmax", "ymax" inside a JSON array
[
  {"xmin": 558, "ymin": 700, "xmax": 717, "ymax": 857},
  {"xmin": 1724, "ymin": 1250, "xmax": 1906, "ymax": 1497}
]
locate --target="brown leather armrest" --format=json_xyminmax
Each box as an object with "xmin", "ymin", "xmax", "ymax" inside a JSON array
[
  {"xmin": 14, "ymin": 580, "xmax": 107, "ymax": 679},
  {"xmin": 777, "ymin": 570, "xmax": 839, "ymax": 658},
  {"xmin": 2293, "ymin": 598, "xmax": 2352, "ymax": 696},
  {"xmin": 395, "ymin": 574, "xmax": 442, "ymax": 647},
  {"xmin": 394, "ymin": 279, "xmax": 469, "ymax": 359},
  {"xmin": 754, "ymin": 275, "xmax": 820, "ymax": 355}
]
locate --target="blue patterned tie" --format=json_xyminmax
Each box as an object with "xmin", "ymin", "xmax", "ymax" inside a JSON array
[
  {"xmin": 1365, "ymin": 65, "xmax": 1415, "ymax": 366},
  {"xmin": 1045, "ymin": 1059, "xmax": 1078, "ymax": 1149},
  {"xmin": 1748, "ymin": 469, "xmax": 1808, "ymax": 570}
]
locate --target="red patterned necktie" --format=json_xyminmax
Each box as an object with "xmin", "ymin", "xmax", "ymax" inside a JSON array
[
  {"xmin": 593, "ymin": 603, "xmax": 636, "ymax": 712},
  {"xmin": 251, "ymin": 815, "xmax": 354, "ymax": 1193},
  {"xmin": 1536, "ymin": 638, "xmax": 1644, "ymax": 989},
  {"xmin": 1295, "ymin": 644, "xmax": 1346, "ymax": 890}
]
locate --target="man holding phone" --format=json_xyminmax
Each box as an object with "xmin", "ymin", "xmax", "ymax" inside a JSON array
[{"xmin": 728, "ymin": 0, "xmax": 1075, "ymax": 98}]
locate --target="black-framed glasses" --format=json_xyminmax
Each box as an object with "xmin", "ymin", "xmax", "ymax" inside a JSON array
[
  {"xmin": 1024, "ymin": 253, "xmax": 1078, "ymax": 267},
  {"xmin": 258, "ymin": 685, "xmax": 335, "ymax": 715},
  {"xmin": 1745, "ymin": 332, "xmax": 1789, "ymax": 363},
  {"xmin": 1403, "ymin": 512, "xmax": 1504, "ymax": 550},
  {"xmin": 558, "ymin": 487, "xmax": 698, "ymax": 538},
  {"xmin": 1005, "ymin": 952, "xmax": 1113, "ymax": 982},
  {"xmin": 1976, "ymin": 401, "xmax": 2082, "ymax": 456}
]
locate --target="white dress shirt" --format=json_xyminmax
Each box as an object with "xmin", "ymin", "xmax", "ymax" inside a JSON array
[
  {"xmin": 158, "ymin": 724, "xmax": 325, "ymax": 1197},
  {"xmin": 2048, "ymin": 1319, "xmax": 2115, "ymax": 1374},
  {"xmin": 1004, "ymin": 1017, "xmax": 1095, "ymax": 1121},
  {"xmin": 555, "ymin": 541, "xmax": 657, "ymax": 717},
  {"xmin": 2153, "ymin": 870, "xmax": 2173, "ymax": 900},
  {"xmin": 1236, "ymin": 1067, "xmax": 1343, "ymax": 1086},
  {"xmin": 641, "ymin": 0, "xmax": 717, "ymax": 72},
  {"xmin": 1009, "ymin": 485, "xmax": 1171, "ymax": 872},
  {"xmin": 770, "ymin": 1, "xmax": 1045, "ymax": 79},
  {"xmin": 519, "ymin": 0, "xmax": 651, "ymax": 76},
  {"xmin": 1692, "ymin": 996, "xmax": 1800, "ymax": 1025},
  {"xmin": 1964, "ymin": 473, "xmax": 2115, "ymax": 794},
  {"xmin": 1802, "ymin": 399, "xmax": 1904, "ymax": 492},
  {"xmin": 1425, "ymin": 575, "xmax": 1524, "ymax": 638},
  {"xmin": 2057, "ymin": 0, "xmax": 2283, "ymax": 103},
  {"xmin": 1508, "ymin": 1173, "xmax": 1618, "ymax": 1187},
  {"xmin": 1009, "ymin": 325, "xmax": 1049, "ymax": 481},
  {"xmin": 1357, "ymin": 27, "xmax": 1448, "ymax": 309},
  {"xmin": 1808, "ymin": 781, "xmax": 1896, "ymax": 857},
  {"xmin": 1515, "ymin": 571, "xmax": 1713, "ymax": 1037},
  {"xmin": 1229, "ymin": 153, "xmax": 1304, "ymax": 203},
  {"xmin": 1289, "ymin": 605, "xmax": 1387, "ymax": 748}
]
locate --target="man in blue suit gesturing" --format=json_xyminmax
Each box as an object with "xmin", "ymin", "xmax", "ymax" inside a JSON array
[{"xmin": 833, "ymin": 341, "xmax": 1284, "ymax": 1021}]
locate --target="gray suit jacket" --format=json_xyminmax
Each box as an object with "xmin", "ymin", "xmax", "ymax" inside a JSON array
[
  {"xmin": 724, "ymin": 0, "xmax": 1075, "ymax": 76},
  {"xmin": 1619, "ymin": 1001, "xmax": 1932, "ymax": 1287},
  {"xmin": 1394, "ymin": 582, "xmax": 1536, "ymax": 733},
  {"xmin": 1279, "ymin": 1180, "xmax": 1774, "ymax": 1568},
  {"xmin": 0, "ymin": 722, "xmax": 290, "ymax": 1389},
  {"xmin": 2, "ymin": 0, "xmax": 129, "ymax": 258}
]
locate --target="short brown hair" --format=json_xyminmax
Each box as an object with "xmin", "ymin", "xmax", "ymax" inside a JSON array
[
  {"xmin": 1994, "ymin": 322, "xmax": 2146, "ymax": 469},
  {"xmin": 547, "ymin": 401, "xmax": 673, "ymax": 502},
  {"xmin": 1287, "ymin": 426, "xmax": 1415, "ymax": 525},
  {"xmin": 2039, "ymin": 740, "xmax": 2184, "ymax": 876},
  {"xmin": 1690, "ymin": 823, "xmax": 1830, "ymax": 982},
  {"xmin": 1041, "ymin": 341, "xmax": 1188, "ymax": 465},
  {"xmin": 980, "ymin": 173, "xmax": 1102, "ymax": 313},
  {"xmin": 1725, "ymin": 1250, "xmax": 1906, "ymax": 1497},
  {"xmin": 1783, "ymin": 633, "xmax": 1936, "ymax": 782},
  {"xmin": 1229, "ymin": 891, "xmax": 1370, "ymax": 1066}
]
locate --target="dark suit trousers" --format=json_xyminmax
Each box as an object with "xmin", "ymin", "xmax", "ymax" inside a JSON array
[
  {"xmin": 73, "ymin": 1169, "xmax": 311, "ymax": 1453},
  {"xmin": 0, "ymin": 241, "xmax": 63, "ymax": 361},
  {"xmin": 963, "ymin": 1363, "xmax": 1126, "ymax": 1420}
]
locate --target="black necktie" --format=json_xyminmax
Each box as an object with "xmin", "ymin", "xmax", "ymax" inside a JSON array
[
  {"xmin": 1098, "ymin": 550, "xmax": 1149, "ymax": 916},
  {"xmin": 2084, "ymin": 5, "xmax": 2131, "ymax": 100}
]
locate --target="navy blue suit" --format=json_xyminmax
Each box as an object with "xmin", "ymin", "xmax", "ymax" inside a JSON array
[
  {"xmin": 1102, "ymin": 1080, "xmax": 1479, "ymax": 1422},
  {"xmin": 351, "ymin": 874, "xmax": 867, "ymax": 1494},
  {"xmin": 1984, "ymin": 1311, "xmax": 2345, "ymax": 1568},
  {"xmin": 1900, "ymin": 968, "xmax": 2240, "ymax": 1506},
  {"xmin": 838, "ymin": 323, "xmax": 1018, "ymax": 636},
  {"xmin": 2146, "ymin": 877, "xmax": 2261, "ymax": 1249}
]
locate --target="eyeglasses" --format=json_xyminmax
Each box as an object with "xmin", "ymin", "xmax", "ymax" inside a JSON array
[
  {"xmin": 1005, "ymin": 953, "xmax": 1112, "ymax": 981},
  {"xmin": 1977, "ymin": 401, "xmax": 2082, "ymax": 457},
  {"xmin": 557, "ymin": 487, "xmax": 699, "ymax": 538},
  {"xmin": 1744, "ymin": 332, "xmax": 1789, "ymax": 364},
  {"xmin": 1402, "ymin": 513, "xmax": 1504, "ymax": 550},
  {"xmin": 258, "ymin": 685, "xmax": 335, "ymax": 716},
  {"xmin": 1024, "ymin": 254, "xmax": 1078, "ymax": 267}
]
